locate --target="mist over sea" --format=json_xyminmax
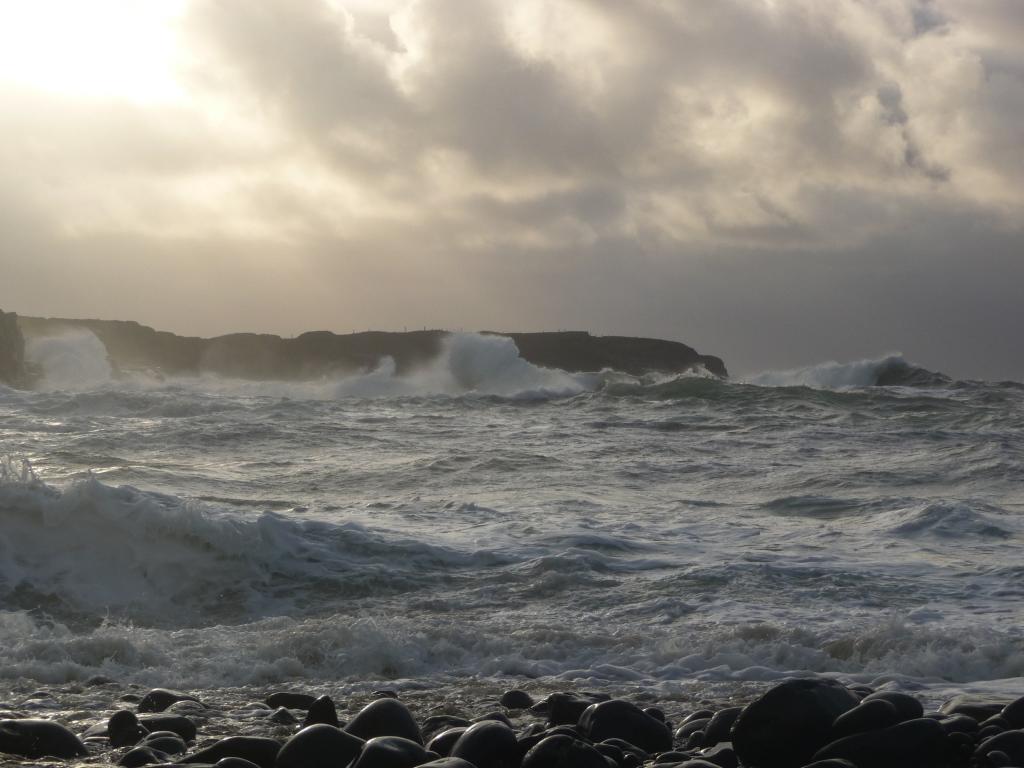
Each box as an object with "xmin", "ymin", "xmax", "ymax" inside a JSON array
[{"xmin": 1, "ymin": 330, "xmax": 1022, "ymax": 709}]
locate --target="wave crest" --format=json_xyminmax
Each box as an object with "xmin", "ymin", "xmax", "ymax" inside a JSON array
[
  {"xmin": 0, "ymin": 464, "xmax": 509, "ymax": 627},
  {"xmin": 25, "ymin": 330, "xmax": 113, "ymax": 390},
  {"xmin": 748, "ymin": 354, "xmax": 951, "ymax": 389},
  {"xmin": 19, "ymin": 331, "xmax": 597, "ymax": 400}
]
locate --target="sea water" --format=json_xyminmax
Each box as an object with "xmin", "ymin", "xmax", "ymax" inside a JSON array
[{"xmin": 0, "ymin": 331, "xmax": 1022, "ymax": 710}]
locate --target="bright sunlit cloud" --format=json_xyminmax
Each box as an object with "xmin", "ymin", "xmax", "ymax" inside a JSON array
[
  {"xmin": 0, "ymin": 0, "xmax": 188, "ymax": 102},
  {"xmin": 0, "ymin": 0, "xmax": 1022, "ymax": 379}
]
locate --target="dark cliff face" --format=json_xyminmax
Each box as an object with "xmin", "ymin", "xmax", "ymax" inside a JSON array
[
  {"xmin": 505, "ymin": 331, "xmax": 727, "ymax": 378},
  {"xmin": 0, "ymin": 310, "xmax": 27, "ymax": 387},
  {"xmin": 16, "ymin": 315, "xmax": 728, "ymax": 381}
]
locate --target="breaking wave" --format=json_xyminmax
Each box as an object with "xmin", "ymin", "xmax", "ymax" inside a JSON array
[
  {"xmin": 0, "ymin": 459, "xmax": 511, "ymax": 627},
  {"xmin": 20, "ymin": 330, "xmax": 597, "ymax": 400},
  {"xmin": 747, "ymin": 354, "xmax": 951, "ymax": 389},
  {"xmin": 25, "ymin": 330, "xmax": 113, "ymax": 390},
  {"xmin": 883, "ymin": 501, "xmax": 1015, "ymax": 539},
  {"xmin": 327, "ymin": 333, "xmax": 597, "ymax": 399},
  {"xmin": 17, "ymin": 329, "xmax": 984, "ymax": 403},
  {"xmin": 2, "ymin": 603, "xmax": 1023, "ymax": 690}
]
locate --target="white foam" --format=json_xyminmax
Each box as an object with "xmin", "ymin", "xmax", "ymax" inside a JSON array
[
  {"xmin": 325, "ymin": 333, "xmax": 597, "ymax": 399},
  {"xmin": 1, "ymin": 604, "xmax": 1023, "ymax": 695},
  {"xmin": 25, "ymin": 330, "xmax": 113, "ymax": 390},
  {"xmin": 0, "ymin": 463, "xmax": 513, "ymax": 626},
  {"xmin": 883, "ymin": 501, "xmax": 1016, "ymax": 539},
  {"xmin": 747, "ymin": 354, "xmax": 909, "ymax": 389},
  {"xmin": 0, "ymin": 466, "xmax": 1021, "ymax": 691},
  {"xmin": 21, "ymin": 331, "xmax": 598, "ymax": 400}
]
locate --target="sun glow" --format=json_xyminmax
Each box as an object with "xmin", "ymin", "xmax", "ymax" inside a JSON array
[{"xmin": 0, "ymin": 0, "xmax": 188, "ymax": 102}]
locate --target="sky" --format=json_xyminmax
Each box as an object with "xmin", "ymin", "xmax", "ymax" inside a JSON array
[{"xmin": 0, "ymin": 0, "xmax": 1021, "ymax": 379}]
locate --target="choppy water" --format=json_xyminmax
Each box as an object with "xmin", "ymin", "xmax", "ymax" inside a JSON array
[{"xmin": 1, "ymin": 331, "xmax": 1022, "ymax": 705}]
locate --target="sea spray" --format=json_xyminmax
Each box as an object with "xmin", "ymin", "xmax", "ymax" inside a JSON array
[
  {"xmin": 26, "ymin": 330, "xmax": 113, "ymax": 390},
  {"xmin": 0, "ymin": 345, "xmax": 1021, "ymax": 701}
]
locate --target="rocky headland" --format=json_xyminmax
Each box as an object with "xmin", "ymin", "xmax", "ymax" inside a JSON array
[
  {"xmin": 4, "ymin": 312, "xmax": 728, "ymax": 384},
  {"xmin": 0, "ymin": 309, "xmax": 29, "ymax": 388}
]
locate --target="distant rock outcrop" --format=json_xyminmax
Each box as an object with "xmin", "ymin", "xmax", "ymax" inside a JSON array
[
  {"xmin": 504, "ymin": 331, "xmax": 727, "ymax": 378},
  {"xmin": 16, "ymin": 315, "xmax": 728, "ymax": 381},
  {"xmin": 0, "ymin": 309, "xmax": 28, "ymax": 387}
]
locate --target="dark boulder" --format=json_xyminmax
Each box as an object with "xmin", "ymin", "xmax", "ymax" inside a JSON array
[
  {"xmin": 860, "ymin": 691, "xmax": 923, "ymax": 722},
  {"xmin": 521, "ymin": 734, "xmax": 610, "ymax": 768},
  {"xmin": 269, "ymin": 707, "xmax": 298, "ymax": 725},
  {"xmin": 346, "ymin": 698, "xmax": 422, "ymax": 744},
  {"xmin": 654, "ymin": 751, "xmax": 690, "ymax": 764},
  {"xmin": 685, "ymin": 730, "xmax": 706, "ymax": 750},
  {"xmin": 303, "ymin": 695, "xmax": 341, "ymax": 728},
  {"xmin": 450, "ymin": 720, "xmax": 519, "ymax": 768},
  {"xmin": 702, "ymin": 708, "xmax": 741, "ymax": 747},
  {"xmin": 1003, "ymin": 696, "xmax": 1024, "ymax": 729},
  {"xmin": 109, "ymin": 709, "xmax": 150, "ymax": 746},
  {"xmin": 352, "ymin": 736, "xmax": 440, "ymax": 768},
  {"xmin": 643, "ymin": 708, "xmax": 666, "ymax": 723},
  {"xmin": 675, "ymin": 718, "xmax": 710, "ymax": 740},
  {"xmin": 0, "ymin": 718, "xmax": 89, "ymax": 759},
  {"xmin": 699, "ymin": 742, "xmax": 737, "ymax": 768},
  {"xmin": 592, "ymin": 742, "xmax": 625, "ymax": 767},
  {"xmin": 975, "ymin": 730, "xmax": 1024, "ymax": 765},
  {"xmin": 940, "ymin": 695, "xmax": 1009, "ymax": 722},
  {"xmin": 536, "ymin": 693, "xmax": 603, "ymax": 726},
  {"xmin": 829, "ymin": 699, "xmax": 902, "ymax": 740},
  {"xmin": 577, "ymin": 700, "xmax": 671, "ymax": 753},
  {"xmin": 599, "ymin": 738, "xmax": 649, "ymax": 762},
  {"xmin": 501, "ymin": 690, "xmax": 535, "ymax": 709},
  {"xmin": 119, "ymin": 745, "xmax": 170, "ymax": 767},
  {"xmin": 985, "ymin": 749, "xmax": 1013, "ymax": 767},
  {"xmin": 178, "ymin": 736, "xmax": 280, "ymax": 768},
  {"xmin": 812, "ymin": 717, "xmax": 947, "ymax": 768},
  {"xmin": 141, "ymin": 730, "xmax": 187, "ymax": 754},
  {"xmin": 427, "ymin": 728, "xmax": 467, "ymax": 756},
  {"xmin": 138, "ymin": 689, "xmax": 204, "ymax": 713},
  {"xmin": 983, "ymin": 714, "xmax": 1011, "ymax": 730},
  {"xmin": 139, "ymin": 714, "xmax": 196, "ymax": 742},
  {"xmin": 730, "ymin": 679, "xmax": 860, "ymax": 768},
  {"xmin": 681, "ymin": 711, "xmax": 715, "ymax": 725},
  {"xmin": 933, "ymin": 713, "xmax": 979, "ymax": 735},
  {"xmin": 277, "ymin": 724, "xmax": 365, "ymax": 768}
]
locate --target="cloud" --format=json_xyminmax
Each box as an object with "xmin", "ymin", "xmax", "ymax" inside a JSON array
[{"xmin": 0, "ymin": 0, "xmax": 1022, "ymax": 379}]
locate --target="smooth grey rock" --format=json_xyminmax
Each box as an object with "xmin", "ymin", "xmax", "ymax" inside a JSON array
[
  {"xmin": 577, "ymin": 700, "xmax": 671, "ymax": 753},
  {"xmin": 0, "ymin": 718, "xmax": 89, "ymax": 759},
  {"xmin": 731, "ymin": 679, "xmax": 860, "ymax": 768},
  {"xmin": 277, "ymin": 724, "xmax": 365, "ymax": 768},
  {"xmin": 347, "ymin": 699, "xmax": 422, "ymax": 745}
]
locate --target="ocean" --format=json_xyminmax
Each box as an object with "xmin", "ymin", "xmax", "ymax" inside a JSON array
[{"xmin": 1, "ymin": 330, "xmax": 1022, "ymax": 715}]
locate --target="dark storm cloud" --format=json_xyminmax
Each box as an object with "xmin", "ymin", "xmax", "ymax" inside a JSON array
[{"xmin": 1, "ymin": 0, "xmax": 1022, "ymax": 380}]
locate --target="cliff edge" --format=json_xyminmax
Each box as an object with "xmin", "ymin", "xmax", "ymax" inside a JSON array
[
  {"xmin": 14, "ymin": 315, "xmax": 728, "ymax": 381},
  {"xmin": 0, "ymin": 310, "xmax": 28, "ymax": 388}
]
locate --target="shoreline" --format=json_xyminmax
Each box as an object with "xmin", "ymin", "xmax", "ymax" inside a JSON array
[{"xmin": 1, "ymin": 676, "xmax": 1020, "ymax": 766}]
